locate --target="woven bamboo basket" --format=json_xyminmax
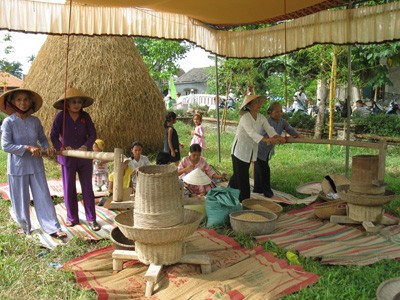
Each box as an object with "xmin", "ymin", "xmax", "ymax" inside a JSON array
[
  {"xmin": 110, "ymin": 227, "xmax": 135, "ymax": 251},
  {"xmin": 134, "ymin": 165, "xmax": 183, "ymax": 228},
  {"xmin": 230, "ymin": 210, "xmax": 278, "ymax": 235},
  {"xmin": 135, "ymin": 240, "xmax": 185, "ymax": 265},
  {"xmin": 349, "ymin": 182, "xmax": 386, "ymax": 195},
  {"xmin": 339, "ymin": 190, "xmax": 396, "ymax": 206},
  {"xmin": 314, "ymin": 200, "xmax": 347, "ymax": 220},
  {"xmin": 376, "ymin": 277, "xmax": 400, "ymax": 300},
  {"xmin": 242, "ymin": 198, "xmax": 283, "ymax": 215},
  {"xmin": 348, "ymin": 203, "xmax": 384, "ymax": 222},
  {"xmin": 114, "ymin": 209, "xmax": 203, "ymax": 244}
]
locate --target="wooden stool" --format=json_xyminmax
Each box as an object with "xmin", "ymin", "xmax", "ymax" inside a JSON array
[{"xmin": 112, "ymin": 249, "xmax": 212, "ymax": 297}]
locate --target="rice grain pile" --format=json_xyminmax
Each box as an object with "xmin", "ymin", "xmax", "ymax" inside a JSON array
[
  {"xmin": 246, "ymin": 204, "xmax": 268, "ymax": 211},
  {"xmin": 235, "ymin": 213, "xmax": 270, "ymax": 222}
]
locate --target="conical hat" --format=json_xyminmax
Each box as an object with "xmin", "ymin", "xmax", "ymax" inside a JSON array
[
  {"xmin": 239, "ymin": 95, "xmax": 267, "ymax": 110},
  {"xmin": 53, "ymin": 87, "xmax": 94, "ymax": 110},
  {"xmin": 0, "ymin": 88, "xmax": 43, "ymax": 115},
  {"xmin": 183, "ymin": 168, "xmax": 211, "ymax": 186},
  {"xmin": 321, "ymin": 174, "xmax": 351, "ymax": 195}
]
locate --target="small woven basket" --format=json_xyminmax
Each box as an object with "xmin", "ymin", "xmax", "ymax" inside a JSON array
[
  {"xmin": 115, "ymin": 209, "xmax": 203, "ymax": 244},
  {"xmin": 242, "ymin": 198, "xmax": 283, "ymax": 215},
  {"xmin": 110, "ymin": 227, "xmax": 135, "ymax": 251},
  {"xmin": 134, "ymin": 165, "xmax": 183, "ymax": 228},
  {"xmin": 376, "ymin": 277, "xmax": 400, "ymax": 300},
  {"xmin": 135, "ymin": 240, "xmax": 185, "ymax": 265},
  {"xmin": 314, "ymin": 200, "xmax": 347, "ymax": 220},
  {"xmin": 348, "ymin": 203, "xmax": 384, "ymax": 222}
]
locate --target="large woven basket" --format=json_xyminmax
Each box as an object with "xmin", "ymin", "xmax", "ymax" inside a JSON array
[
  {"xmin": 242, "ymin": 198, "xmax": 283, "ymax": 215},
  {"xmin": 135, "ymin": 240, "xmax": 185, "ymax": 265},
  {"xmin": 339, "ymin": 190, "xmax": 396, "ymax": 206},
  {"xmin": 134, "ymin": 165, "xmax": 183, "ymax": 228},
  {"xmin": 114, "ymin": 209, "xmax": 203, "ymax": 245},
  {"xmin": 230, "ymin": 210, "xmax": 278, "ymax": 235},
  {"xmin": 348, "ymin": 203, "xmax": 384, "ymax": 222},
  {"xmin": 314, "ymin": 200, "xmax": 347, "ymax": 220}
]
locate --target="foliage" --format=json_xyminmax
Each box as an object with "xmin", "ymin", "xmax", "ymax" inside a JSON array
[
  {"xmin": 0, "ymin": 33, "xmax": 23, "ymax": 79},
  {"xmin": 352, "ymin": 114, "xmax": 400, "ymax": 137},
  {"xmin": 287, "ymin": 112, "xmax": 316, "ymax": 130},
  {"xmin": 134, "ymin": 38, "xmax": 193, "ymax": 90}
]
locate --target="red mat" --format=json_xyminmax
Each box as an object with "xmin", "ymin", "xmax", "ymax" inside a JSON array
[{"xmin": 63, "ymin": 228, "xmax": 319, "ymax": 299}]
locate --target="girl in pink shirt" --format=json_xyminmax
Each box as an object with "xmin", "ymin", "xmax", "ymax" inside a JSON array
[{"xmin": 190, "ymin": 113, "xmax": 205, "ymax": 149}]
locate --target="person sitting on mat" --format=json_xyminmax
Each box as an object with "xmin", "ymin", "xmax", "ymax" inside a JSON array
[
  {"xmin": 1, "ymin": 88, "xmax": 67, "ymax": 239},
  {"xmin": 178, "ymin": 143, "xmax": 227, "ymax": 196}
]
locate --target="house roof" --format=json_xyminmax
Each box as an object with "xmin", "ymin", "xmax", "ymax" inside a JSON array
[
  {"xmin": 175, "ymin": 67, "xmax": 212, "ymax": 84},
  {"xmin": 0, "ymin": 72, "xmax": 23, "ymax": 88}
]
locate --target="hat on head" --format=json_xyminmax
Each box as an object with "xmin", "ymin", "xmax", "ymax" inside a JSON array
[
  {"xmin": 239, "ymin": 95, "xmax": 267, "ymax": 110},
  {"xmin": 95, "ymin": 139, "xmax": 105, "ymax": 151},
  {"xmin": 183, "ymin": 168, "xmax": 212, "ymax": 186},
  {"xmin": 53, "ymin": 87, "xmax": 94, "ymax": 110},
  {"xmin": 0, "ymin": 88, "xmax": 43, "ymax": 115}
]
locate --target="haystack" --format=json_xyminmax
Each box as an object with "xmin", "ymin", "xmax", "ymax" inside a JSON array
[{"xmin": 22, "ymin": 35, "xmax": 166, "ymax": 154}]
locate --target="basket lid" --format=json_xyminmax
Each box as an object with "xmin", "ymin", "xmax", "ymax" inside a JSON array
[
  {"xmin": 321, "ymin": 174, "xmax": 350, "ymax": 194},
  {"xmin": 183, "ymin": 168, "xmax": 212, "ymax": 186}
]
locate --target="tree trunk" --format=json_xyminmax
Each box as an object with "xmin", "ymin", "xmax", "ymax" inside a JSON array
[{"xmin": 314, "ymin": 78, "xmax": 328, "ymax": 139}]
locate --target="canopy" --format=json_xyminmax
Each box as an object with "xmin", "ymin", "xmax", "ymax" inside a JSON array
[{"xmin": 1, "ymin": 0, "xmax": 400, "ymax": 58}]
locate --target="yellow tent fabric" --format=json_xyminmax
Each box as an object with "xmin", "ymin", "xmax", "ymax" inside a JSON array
[{"xmin": 1, "ymin": 0, "xmax": 400, "ymax": 58}]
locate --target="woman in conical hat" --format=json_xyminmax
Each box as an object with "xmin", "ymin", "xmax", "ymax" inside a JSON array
[
  {"xmin": 229, "ymin": 94, "xmax": 286, "ymax": 202},
  {"xmin": 50, "ymin": 87, "xmax": 100, "ymax": 231},
  {"xmin": 0, "ymin": 88, "xmax": 66, "ymax": 239},
  {"xmin": 178, "ymin": 143, "xmax": 227, "ymax": 196}
]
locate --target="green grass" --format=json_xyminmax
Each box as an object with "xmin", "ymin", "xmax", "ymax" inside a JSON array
[{"xmin": 0, "ymin": 120, "xmax": 399, "ymax": 299}]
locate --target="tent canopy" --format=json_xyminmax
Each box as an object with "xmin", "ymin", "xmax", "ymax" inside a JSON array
[{"xmin": 1, "ymin": 0, "xmax": 400, "ymax": 58}]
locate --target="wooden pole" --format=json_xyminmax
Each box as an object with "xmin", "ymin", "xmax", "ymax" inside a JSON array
[
  {"xmin": 286, "ymin": 137, "xmax": 380, "ymax": 149},
  {"xmin": 112, "ymin": 148, "xmax": 124, "ymax": 202}
]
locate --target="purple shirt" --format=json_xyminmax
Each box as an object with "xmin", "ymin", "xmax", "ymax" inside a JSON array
[{"xmin": 50, "ymin": 110, "xmax": 96, "ymax": 166}]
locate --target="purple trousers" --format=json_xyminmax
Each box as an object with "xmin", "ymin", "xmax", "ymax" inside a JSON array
[{"xmin": 61, "ymin": 158, "xmax": 96, "ymax": 223}]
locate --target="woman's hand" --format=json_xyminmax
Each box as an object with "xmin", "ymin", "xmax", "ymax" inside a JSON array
[
  {"xmin": 186, "ymin": 164, "xmax": 195, "ymax": 173},
  {"xmin": 26, "ymin": 145, "xmax": 41, "ymax": 156},
  {"xmin": 46, "ymin": 147, "xmax": 56, "ymax": 156},
  {"xmin": 78, "ymin": 145, "xmax": 87, "ymax": 151}
]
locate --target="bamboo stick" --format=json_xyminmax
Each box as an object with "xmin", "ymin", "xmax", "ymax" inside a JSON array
[{"xmin": 285, "ymin": 137, "xmax": 381, "ymax": 149}]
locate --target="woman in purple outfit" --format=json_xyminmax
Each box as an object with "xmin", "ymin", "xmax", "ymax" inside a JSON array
[{"xmin": 50, "ymin": 87, "xmax": 100, "ymax": 231}]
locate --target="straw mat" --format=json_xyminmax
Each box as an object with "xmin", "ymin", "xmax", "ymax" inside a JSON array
[
  {"xmin": 0, "ymin": 179, "xmax": 109, "ymax": 200},
  {"xmin": 256, "ymin": 204, "xmax": 400, "ymax": 265},
  {"xmin": 63, "ymin": 228, "xmax": 319, "ymax": 299},
  {"xmin": 10, "ymin": 201, "xmax": 117, "ymax": 249}
]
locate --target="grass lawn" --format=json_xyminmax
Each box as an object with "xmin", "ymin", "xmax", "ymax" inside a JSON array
[{"xmin": 0, "ymin": 120, "xmax": 399, "ymax": 299}]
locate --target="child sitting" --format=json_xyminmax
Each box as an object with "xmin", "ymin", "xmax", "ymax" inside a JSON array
[
  {"xmin": 128, "ymin": 141, "xmax": 150, "ymax": 191},
  {"xmin": 93, "ymin": 139, "xmax": 109, "ymax": 192}
]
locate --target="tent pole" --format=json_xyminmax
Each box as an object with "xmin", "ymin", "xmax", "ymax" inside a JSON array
[
  {"xmin": 345, "ymin": 0, "xmax": 353, "ymax": 177},
  {"xmin": 215, "ymin": 54, "xmax": 221, "ymax": 162}
]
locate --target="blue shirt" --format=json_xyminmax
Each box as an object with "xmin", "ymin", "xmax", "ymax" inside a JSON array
[
  {"xmin": 1, "ymin": 114, "xmax": 49, "ymax": 175},
  {"xmin": 257, "ymin": 117, "xmax": 298, "ymax": 161}
]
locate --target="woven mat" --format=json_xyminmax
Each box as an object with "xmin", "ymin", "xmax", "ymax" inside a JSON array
[
  {"xmin": 63, "ymin": 228, "xmax": 319, "ymax": 299},
  {"xmin": 10, "ymin": 201, "xmax": 117, "ymax": 249},
  {"xmin": 0, "ymin": 179, "xmax": 109, "ymax": 200},
  {"xmin": 256, "ymin": 205, "xmax": 400, "ymax": 266},
  {"xmin": 217, "ymin": 180, "xmax": 317, "ymax": 205}
]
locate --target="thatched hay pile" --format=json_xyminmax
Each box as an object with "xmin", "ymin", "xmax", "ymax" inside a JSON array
[{"xmin": 22, "ymin": 35, "xmax": 166, "ymax": 154}]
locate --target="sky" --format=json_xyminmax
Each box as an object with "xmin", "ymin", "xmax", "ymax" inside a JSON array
[{"xmin": 0, "ymin": 31, "xmax": 215, "ymax": 75}]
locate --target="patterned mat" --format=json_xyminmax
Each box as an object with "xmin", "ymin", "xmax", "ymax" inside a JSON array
[
  {"xmin": 63, "ymin": 228, "xmax": 319, "ymax": 299},
  {"xmin": 256, "ymin": 205, "xmax": 400, "ymax": 265},
  {"xmin": 0, "ymin": 179, "xmax": 109, "ymax": 200},
  {"xmin": 10, "ymin": 201, "xmax": 118, "ymax": 249}
]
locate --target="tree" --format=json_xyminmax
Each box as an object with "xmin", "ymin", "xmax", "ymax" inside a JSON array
[
  {"xmin": 134, "ymin": 38, "xmax": 193, "ymax": 90},
  {"xmin": 0, "ymin": 33, "xmax": 24, "ymax": 79}
]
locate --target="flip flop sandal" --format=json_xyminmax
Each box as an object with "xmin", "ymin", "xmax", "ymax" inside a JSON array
[
  {"xmin": 50, "ymin": 231, "xmax": 67, "ymax": 239},
  {"xmin": 88, "ymin": 221, "xmax": 101, "ymax": 231}
]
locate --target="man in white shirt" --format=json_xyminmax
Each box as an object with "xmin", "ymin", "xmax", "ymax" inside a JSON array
[{"xmin": 293, "ymin": 86, "xmax": 308, "ymax": 112}]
